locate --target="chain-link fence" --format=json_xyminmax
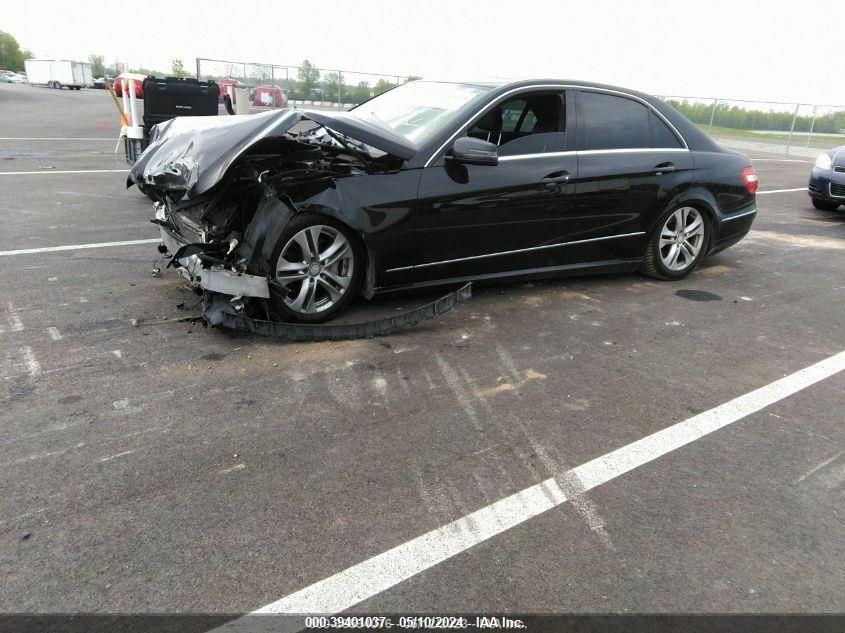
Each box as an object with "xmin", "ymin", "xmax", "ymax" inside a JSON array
[
  {"xmin": 195, "ymin": 58, "xmax": 845, "ymax": 158},
  {"xmin": 659, "ymin": 96, "xmax": 845, "ymax": 159},
  {"xmin": 196, "ymin": 57, "xmax": 414, "ymax": 110}
]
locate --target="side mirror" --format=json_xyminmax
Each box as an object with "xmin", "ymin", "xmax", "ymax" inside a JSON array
[{"xmin": 448, "ymin": 136, "xmax": 498, "ymax": 166}]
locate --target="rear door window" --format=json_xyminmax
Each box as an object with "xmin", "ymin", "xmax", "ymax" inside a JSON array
[
  {"xmin": 577, "ymin": 91, "xmax": 651, "ymax": 150},
  {"xmin": 650, "ymin": 111, "xmax": 683, "ymax": 148}
]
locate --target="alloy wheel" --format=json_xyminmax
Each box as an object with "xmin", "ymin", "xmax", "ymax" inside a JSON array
[
  {"xmin": 274, "ymin": 225, "xmax": 355, "ymax": 314},
  {"xmin": 659, "ymin": 207, "xmax": 705, "ymax": 272}
]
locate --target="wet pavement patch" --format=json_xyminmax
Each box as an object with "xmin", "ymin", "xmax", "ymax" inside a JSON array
[{"xmin": 675, "ymin": 289, "xmax": 723, "ymax": 302}]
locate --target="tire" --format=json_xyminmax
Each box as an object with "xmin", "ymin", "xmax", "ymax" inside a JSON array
[
  {"xmin": 642, "ymin": 206, "xmax": 710, "ymax": 280},
  {"xmin": 812, "ymin": 199, "xmax": 840, "ymax": 211},
  {"xmin": 267, "ymin": 213, "xmax": 364, "ymax": 324}
]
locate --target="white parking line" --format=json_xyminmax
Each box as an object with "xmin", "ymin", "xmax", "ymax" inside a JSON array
[
  {"xmin": 0, "ymin": 238, "xmax": 160, "ymax": 257},
  {"xmin": 4, "ymin": 302, "xmax": 25, "ymax": 332},
  {"xmin": 750, "ymin": 158, "xmax": 812, "ymax": 163},
  {"xmin": 757, "ymin": 188, "xmax": 808, "ymax": 194},
  {"xmin": 20, "ymin": 347, "xmax": 42, "ymax": 377},
  {"xmin": 0, "ymin": 137, "xmax": 115, "ymax": 141},
  {"xmin": 0, "ymin": 169, "xmax": 129, "ymax": 176},
  {"xmin": 218, "ymin": 349, "xmax": 845, "ymax": 625}
]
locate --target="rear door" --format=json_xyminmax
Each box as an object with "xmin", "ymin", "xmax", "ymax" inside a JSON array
[
  {"xmin": 568, "ymin": 89, "xmax": 692, "ymax": 263},
  {"xmin": 384, "ymin": 89, "xmax": 577, "ymax": 286}
]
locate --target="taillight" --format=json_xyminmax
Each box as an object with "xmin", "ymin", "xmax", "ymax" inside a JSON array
[{"xmin": 742, "ymin": 166, "xmax": 758, "ymax": 194}]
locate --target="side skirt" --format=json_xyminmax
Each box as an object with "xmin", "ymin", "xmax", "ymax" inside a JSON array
[{"xmin": 375, "ymin": 258, "xmax": 642, "ymax": 294}]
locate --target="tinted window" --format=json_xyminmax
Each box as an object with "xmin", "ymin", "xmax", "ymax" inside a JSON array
[
  {"xmin": 578, "ymin": 91, "xmax": 650, "ymax": 150},
  {"xmin": 650, "ymin": 111, "xmax": 683, "ymax": 148},
  {"xmin": 468, "ymin": 92, "xmax": 566, "ymax": 156},
  {"xmin": 500, "ymin": 100, "xmax": 527, "ymax": 133}
]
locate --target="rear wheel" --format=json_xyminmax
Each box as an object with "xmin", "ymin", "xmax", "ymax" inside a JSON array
[
  {"xmin": 812, "ymin": 199, "xmax": 840, "ymax": 211},
  {"xmin": 268, "ymin": 214, "xmax": 364, "ymax": 324},
  {"xmin": 642, "ymin": 206, "xmax": 709, "ymax": 280}
]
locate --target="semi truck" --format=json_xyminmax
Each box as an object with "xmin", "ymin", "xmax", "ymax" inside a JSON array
[{"xmin": 24, "ymin": 60, "xmax": 93, "ymax": 90}]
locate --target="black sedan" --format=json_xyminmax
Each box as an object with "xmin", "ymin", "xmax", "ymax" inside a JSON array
[
  {"xmin": 808, "ymin": 146, "xmax": 845, "ymax": 210},
  {"xmin": 130, "ymin": 79, "xmax": 759, "ymax": 323}
]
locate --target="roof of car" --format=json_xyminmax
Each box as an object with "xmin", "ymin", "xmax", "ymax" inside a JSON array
[{"xmin": 421, "ymin": 78, "xmax": 650, "ymax": 91}]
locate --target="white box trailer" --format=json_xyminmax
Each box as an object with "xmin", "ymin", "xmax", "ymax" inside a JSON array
[{"xmin": 24, "ymin": 59, "xmax": 93, "ymax": 90}]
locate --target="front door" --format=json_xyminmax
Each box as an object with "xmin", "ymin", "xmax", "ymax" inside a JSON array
[{"xmin": 384, "ymin": 90, "xmax": 577, "ymax": 286}]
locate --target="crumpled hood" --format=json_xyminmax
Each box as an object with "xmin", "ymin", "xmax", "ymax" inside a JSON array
[
  {"xmin": 301, "ymin": 110, "xmax": 417, "ymax": 162},
  {"xmin": 130, "ymin": 109, "xmax": 301, "ymax": 196},
  {"xmin": 129, "ymin": 108, "xmax": 418, "ymax": 197}
]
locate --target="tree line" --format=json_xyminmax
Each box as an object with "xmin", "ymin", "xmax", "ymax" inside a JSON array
[
  {"xmin": 202, "ymin": 59, "xmax": 420, "ymax": 103},
  {"xmin": 666, "ymin": 99, "xmax": 845, "ymax": 135},
  {"xmin": 0, "ymin": 31, "xmax": 33, "ymax": 71},
  {"xmin": 87, "ymin": 54, "xmax": 188, "ymax": 79},
  {"xmin": 289, "ymin": 60, "xmax": 420, "ymax": 102}
]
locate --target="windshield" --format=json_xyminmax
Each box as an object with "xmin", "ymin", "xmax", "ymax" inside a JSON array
[{"xmin": 350, "ymin": 81, "xmax": 495, "ymax": 145}]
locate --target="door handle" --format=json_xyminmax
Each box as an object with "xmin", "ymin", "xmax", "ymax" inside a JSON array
[
  {"xmin": 653, "ymin": 162, "xmax": 675, "ymax": 175},
  {"xmin": 540, "ymin": 171, "xmax": 570, "ymax": 185}
]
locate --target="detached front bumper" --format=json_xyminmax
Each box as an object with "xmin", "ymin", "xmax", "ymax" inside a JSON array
[{"xmin": 157, "ymin": 219, "xmax": 270, "ymax": 300}]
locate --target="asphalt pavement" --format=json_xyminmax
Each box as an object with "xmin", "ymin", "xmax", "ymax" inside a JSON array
[{"xmin": 0, "ymin": 82, "xmax": 843, "ymax": 621}]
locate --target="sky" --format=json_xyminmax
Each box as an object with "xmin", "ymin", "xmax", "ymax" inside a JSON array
[{"xmin": 4, "ymin": 0, "xmax": 842, "ymax": 105}]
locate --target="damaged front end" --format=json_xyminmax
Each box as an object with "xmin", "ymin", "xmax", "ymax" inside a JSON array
[
  {"xmin": 129, "ymin": 108, "xmax": 468, "ymax": 336},
  {"xmin": 151, "ymin": 175, "xmax": 304, "ymax": 325}
]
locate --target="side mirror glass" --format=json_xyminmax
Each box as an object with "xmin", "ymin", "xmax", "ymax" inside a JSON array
[{"xmin": 448, "ymin": 136, "xmax": 498, "ymax": 166}]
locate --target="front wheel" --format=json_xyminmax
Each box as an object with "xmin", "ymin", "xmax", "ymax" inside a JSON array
[
  {"xmin": 642, "ymin": 206, "xmax": 709, "ymax": 280},
  {"xmin": 812, "ymin": 199, "xmax": 840, "ymax": 211},
  {"xmin": 267, "ymin": 214, "xmax": 364, "ymax": 324}
]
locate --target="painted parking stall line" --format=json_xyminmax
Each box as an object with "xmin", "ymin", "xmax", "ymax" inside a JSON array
[
  {"xmin": 749, "ymin": 158, "xmax": 813, "ymax": 163},
  {"xmin": 0, "ymin": 169, "xmax": 129, "ymax": 176},
  {"xmin": 0, "ymin": 239, "xmax": 160, "ymax": 257},
  {"xmin": 757, "ymin": 187, "xmax": 808, "ymax": 194},
  {"xmin": 0, "ymin": 137, "xmax": 117, "ymax": 141},
  {"xmin": 217, "ymin": 349, "xmax": 845, "ymax": 628}
]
